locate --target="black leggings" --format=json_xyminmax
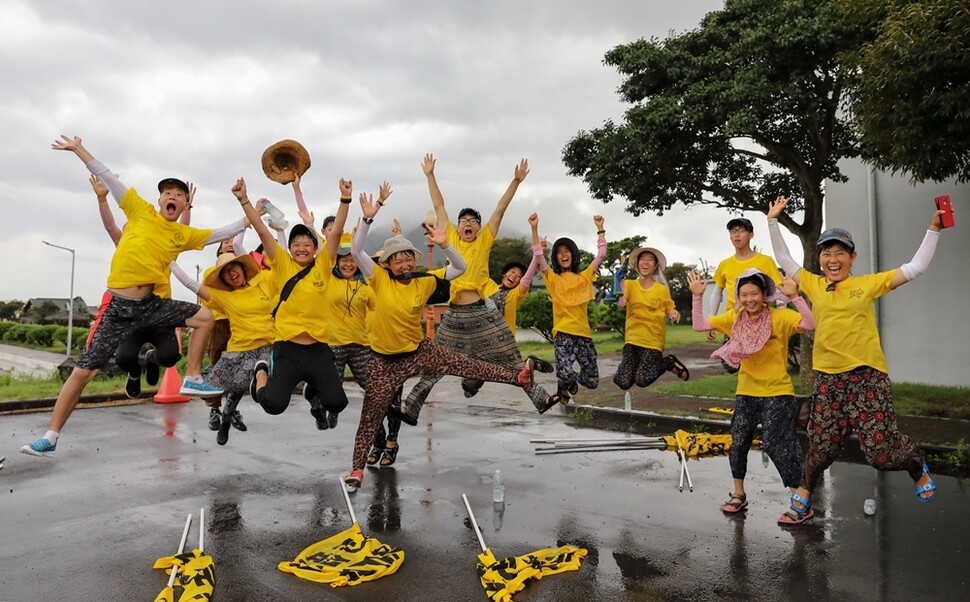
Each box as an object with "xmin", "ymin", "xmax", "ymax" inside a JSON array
[
  {"xmin": 255, "ymin": 341, "xmax": 348, "ymax": 416},
  {"xmin": 115, "ymin": 326, "xmax": 180, "ymax": 377}
]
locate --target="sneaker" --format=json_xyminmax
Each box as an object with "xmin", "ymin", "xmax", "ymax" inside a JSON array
[
  {"xmin": 179, "ymin": 379, "xmax": 225, "ymax": 398},
  {"xmin": 216, "ymin": 416, "xmax": 232, "ymax": 446},
  {"xmin": 310, "ymin": 403, "xmax": 329, "ymax": 430},
  {"xmin": 344, "ymin": 469, "xmax": 364, "ymax": 490},
  {"xmin": 20, "ymin": 437, "xmax": 56, "ymax": 458},
  {"xmin": 145, "ymin": 349, "xmax": 160, "ymax": 386},
  {"xmin": 208, "ymin": 408, "xmax": 221, "ymax": 431},
  {"xmin": 327, "ymin": 411, "xmax": 339, "ymax": 429},
  {"xmin": 251, "ymin": 361, "xmax": 269, "ymax": 400},
  {"xmin": 230, "ymin": 410, "xmax": 247, "ymax": 432},
  {"xmin": 125, "ymin": 375, "xmax": 141, "ymax": 399}
]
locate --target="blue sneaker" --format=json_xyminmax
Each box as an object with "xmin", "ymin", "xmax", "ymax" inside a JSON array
[
  {"xmin": 20, "ymin": 437, "xmax": 56, "ymax": 458},
  {"xmin": 179, "ymin": 378, "xmax": 225, "ymax": 398}
]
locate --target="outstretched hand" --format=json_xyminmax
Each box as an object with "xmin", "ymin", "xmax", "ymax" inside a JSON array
[
  {"xmin": 359, "ymin": 192, "xmax": 379, "ymax": 219},
  {"xmin": 513, "ymin": 158, "xmax": 530, "ymax": 182},
  {"xmin": 687, "ymin": 270, "xmax": 707, "ymax": 296},
  {"xmin": 427, "ymin": 220, "xmax": 448, "ymax": 247},
  {"xmin": 422, "ymin": 153, "xmax": 436, "ymax": 176},
  {"xmin": 187, "ymin": 181, "xmax": 197, "ymax": 208},
  {"xmin": 767, "ymin": 196, "xmax": 789, "ymax": 220},
  {"xmin": 378, "ymin": 181, "xmax": 393, "ymax": 204},
  {"xmin": 52, "ymin": 134, "xmax": 83, "ymax": 153},
  {"xmin": 89, "ymin": 174, "xmax": 109, "ymax": 199}
]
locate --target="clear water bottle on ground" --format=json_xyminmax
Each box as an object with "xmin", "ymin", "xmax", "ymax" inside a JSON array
[
  {"xmin": 492, "ymin": 470, "xmax": 505, "ymax": 503},
  {"xmin": 624, "ymin": 391, "xmax": 632, "ymax": 411},
  {"xmin": 263, "ymin": 200, "xmax": 289, "ymax": 230},
  {"xmin": 864, "ymin": 498, "xmax": 876, "ymax": 516},
  {"xmin": 493, "ymin": 501, "xmax": 505, "ymax": 531}
]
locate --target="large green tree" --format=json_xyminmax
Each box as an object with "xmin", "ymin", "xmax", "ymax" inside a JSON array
[
  {"xmin": 839, "ymin": 0, "xmax": 970, "ymax": 183},
  {"xmin": 562, "ymin": 0, "xmax": 861, "ymax": 273},
  {"xmin": 488, "ymin": 237, "xmax": 533, "ymax": 283}
]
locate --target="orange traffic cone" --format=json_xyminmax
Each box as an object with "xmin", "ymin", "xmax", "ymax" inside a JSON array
[{"xmin": 154, "ymin": 366, "xmax": 191, "ymax": 404}]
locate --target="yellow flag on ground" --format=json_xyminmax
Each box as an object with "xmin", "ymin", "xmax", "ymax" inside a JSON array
[
  {"xmin": 278, "ymin": 522, "xmax": 405, "ymax": 588},
  {"xmin": 662, "ymin": 429, "xmax": 733, "ymax": 456},
  {"xmin": 476, "ymin": 544, "xmax": 587, "ymax": 602},
  {"xmin": 152, "ymin": 583, "xmax": 174, "ymax": 602},
  {"xmin": 153, "ymin": 549, "xmax": 215, "ymax": 602}
]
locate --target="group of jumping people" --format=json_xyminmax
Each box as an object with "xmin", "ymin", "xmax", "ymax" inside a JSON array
[{"xmin": 21, "ymin": 135, "xmax": 946, "ymax": 523}]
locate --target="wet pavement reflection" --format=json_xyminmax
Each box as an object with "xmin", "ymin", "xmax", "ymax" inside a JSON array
[{"xmin": 1, "ymin": 389, "xmax": 967, "ymax": 601}]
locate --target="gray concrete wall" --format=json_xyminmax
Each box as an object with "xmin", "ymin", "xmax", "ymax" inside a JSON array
[{"xmin": 826, "ymin": 159, "xmax": 968, "ymax": 386}]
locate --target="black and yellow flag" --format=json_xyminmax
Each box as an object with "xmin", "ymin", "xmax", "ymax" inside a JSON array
[
  {"xmin": 476, "ymin": 545, "xmax": 587, "ymax": 602},
  {"xmin": 278, "ymin": 522, "xmax": 405, "ymax": 587},
  {"xmin": 153, "ymin": 549, "xmax": 215, "ymax": 602},
  {"xmin": 662, "ymin": 429, "xmax": 733, "ymax": 456}
]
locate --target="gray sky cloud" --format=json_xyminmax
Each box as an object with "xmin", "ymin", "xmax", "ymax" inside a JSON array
[{"xmin": 1, "ymin": 0, "xmax": 803, "ymax": 306}]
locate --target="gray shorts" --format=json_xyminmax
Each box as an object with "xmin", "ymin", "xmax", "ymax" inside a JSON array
[{"xmin": 76, "ymin": 291, "xmax": 200, "ymax": 370}]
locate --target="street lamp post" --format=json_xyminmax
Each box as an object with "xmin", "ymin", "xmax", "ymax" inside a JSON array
[{"xmin": 42, "ymin": 241, "xmax": 76, "ymax": 358}]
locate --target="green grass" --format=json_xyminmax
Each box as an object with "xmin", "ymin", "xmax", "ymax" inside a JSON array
[
  {"xmin": 657, "ymin": 374, "xmax": 970, "ymax": 421},
  {"xmin": 0, "ymin": 372, "xmax": 131, "ymax": 400},
  {"xmin": 516, "ymin": 325, "xmax": 716, "ymax": 360}
]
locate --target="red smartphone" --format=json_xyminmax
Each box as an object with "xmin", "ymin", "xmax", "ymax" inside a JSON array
[{"xmin": 935, "ymin": 194, "xmax": 955, "ymax": 228}]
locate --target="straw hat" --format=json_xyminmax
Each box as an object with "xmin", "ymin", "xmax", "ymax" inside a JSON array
[
  {"xmin": 628, "ymin": 247, "xmax": 667, "ymax": 275},
  {"xmin": 261, "ymin": 139, "xmax": 311, "ymax": 185},
  {"xmin": 204, "ymin": 253, "xmax": 260, "ymax": 291}
]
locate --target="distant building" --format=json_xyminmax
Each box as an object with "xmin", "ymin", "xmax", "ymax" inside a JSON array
[
  {"xmin": 19, "ymin": 297, "xmax": 92, "ymax": 327},
  {"xmin": 825, "ymin": 160, "xmax": 967, "ymax": 387}
]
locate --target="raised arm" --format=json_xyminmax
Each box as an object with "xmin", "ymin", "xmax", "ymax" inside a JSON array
[
  {"xmin": 351, "ymin": 191, "xmax": 384, "ymax": 279},
  {"xmin": 291, "ymin": 172, "xmax": 310, "ymax": 216},
  {"xmin": 487, "ymin": 158, "xmax": 529, "ymax": 235},
  {"xmin": 326, "ymin": 178, "xmax": 361, "ymax": 260},
  {"xmin": 590, "ymin": 215, "xmax": 607, "ymax": 271},
  {"xmin": 890, "ymin": 209, "xmax": 945, "ymax": 290},
  {"xmin": 422, "ymin": 153, "xmax": 450, "ymax": 228},
  {"xmin": 170, "ymin": 261, "xmax": 211, "ymax": 302},
  {"xmin": 178, "ymin": 181, "xmax": 197, "ymax": 226},
  {"xmin": 426, "ymin": 220, "xmax": 466, "ymax": 280},
  {"xmin": 232, "ymin": 178, "xmax": 278, "ymax": 261},
  {"xmin": 517, "ymin": 253, "xmax": 541, "ymax": 295},
  {"xmin": 688, "ymin": 270, "xmax": 713, "ymax": 331},
  {"xmin": 91, "ymin": 175, "xmax": 122, "ymax": 245},
  {"xmin": 779, "ymin": 277, "xmax": 814, "ymax": 331},
  {"xmin": 529, "ymin": 212, "xmax": 550, "ymax": 274},
  {"xmin": 53, "ymin": 135, "xmax": 128, "ymax": 202},
  {"xmin": 766, "ymin": 196, "xmax": 803, "ymax": 281}
]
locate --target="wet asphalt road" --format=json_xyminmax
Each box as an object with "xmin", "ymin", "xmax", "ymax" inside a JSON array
[{"xmin": 1, "ymin": 381, "xmax": 967, "ymax": 601}]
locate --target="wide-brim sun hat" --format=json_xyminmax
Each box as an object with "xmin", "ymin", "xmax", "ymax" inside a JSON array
[
  {"xmin": 628, "ymin": 247, "xmax": 667, "ymax": 275},
  {"xmin": 379, "ymin": 235, "xmax": 423, "ymax": 265},
  {"xmin": 205, "ymin": 253, "xmax": 260, "ymax": 291},
  {"xmin": 261, "ymin": 139, "xmax": 311, "ymax": 185}
]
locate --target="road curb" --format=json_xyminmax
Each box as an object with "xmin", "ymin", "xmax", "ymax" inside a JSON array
[{"xmin": 0, "ymin": 393, "xmax": 151, "ymax": 413}]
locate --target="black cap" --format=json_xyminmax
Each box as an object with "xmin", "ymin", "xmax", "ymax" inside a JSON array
[
  {"xmin": 157, "ymin": 178, "xmax": 189, "ymax": 195},
  {"xmin": 288, "ymin": 223, "xmax": 319, "ymax": 248},
  {"xmin": 726, "ymin": 217, "xmax": 754, "ymax": 232},
  {"xmin": 457, "ymin": 208, "xmax": 481, "ymax": 223}
]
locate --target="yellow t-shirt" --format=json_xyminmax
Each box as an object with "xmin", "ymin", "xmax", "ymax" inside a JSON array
[
  {"xmin": 709, "ymin": 306, "xmax": 802, "ymax": 397},
  {"xmin": 365, "ymin": 267, "xmax": 438, "ymax": 355},
  {"xmin": 264, "ymin": 243, "xmax": 335, "ymax": 343},
  {"xmin": 200, "ymin": 265, "xmax": 226, "ymax": 320},
  {"xmin": 499, "ymin": 286, "xmax": 527, "ymax": 335},
  {"xmin": 714, "ymin": 253, "xmax": 783, "ymax": 309},
  {"xmin": 545, "ymin": 265, "xmax": 597, "ymax": 338},
  {"xmin": 799, "ymin": 269, "xmax": 895, "ymax": 374},
  {"xmin": 446, "ymin": 223, "xmax": 500, "ymax": 302},
  {"xmin": 622, "ymin": 279, "xmax": 674, "ymax": 351},
  {"xmin": 107, "ymin": 188, "xmax": 212, "ymax": 290},
  {"xmin": 324, "ymin": 276, "xmax": 370, "ymax": 347},
  {"xmin": 154, "ymin": 267, "xmax": 173, "ymax": 300},
  {"xmin": 206, "ymin": 271, "xmax": 277, "ymax": 352}
]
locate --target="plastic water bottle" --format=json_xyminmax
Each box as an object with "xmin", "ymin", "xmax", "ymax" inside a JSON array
[
  {"xmin": 263, "ymin": 201, "xmax": 289, "ymax": 230},
  {"xmin": 864, "ymin": 498, "xmax": 876, "ymax": 516},
  {"xmin": 492, "ymin": 470, "xmax": 505, "ymax": 503},
  {"xmin": 624, "ymin": 391, "xmax": 632, "ymax": 411},
  {"xmin": 493, "ymin": 501, "xmax": 505, "ymax": 531}
]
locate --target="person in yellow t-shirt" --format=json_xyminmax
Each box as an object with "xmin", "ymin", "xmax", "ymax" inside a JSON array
[
  {"xmin": 400, "ymin": 154, "xmax": 555, "ymax": 422},
  {"xmin": 767, "ymin": 196, "xmax": 947, "ymax": 525},
  {"xmin": 690, "ymin": 268, "xmax": 814, "ymax": 516},
  {"xmin": 343, "ymin": 194, "xmax": 535, "ymax": 490},
  {"xmin": 531, "ymin": 213, "xmax": 607, "ymax": 406},
  {"xmin": 613, "ymin": 246, "xmax": 689, "ymax": 393},
  {"xmin": 171, "ymin": 252, "xmax": 278, "ymax": 445},
  {"xmin": 21, "ymin": 136, "xmax": 248, "ymax": 459},
  {"xmin": 234, "ymin": 177, "xmax": 352, "ymax": 423}
]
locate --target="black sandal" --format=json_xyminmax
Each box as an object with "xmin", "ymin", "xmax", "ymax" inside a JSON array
[
  {"xmin": 380, "ymin": 442, "xmax": 399, "ymax": 467},
  {"xmin": 539, "ymin": 392, "xmax": 570, "ymax": 414},
  {"xmin": 527, "ymin": 355, "xmax": 555, "ymax": 374},
  {"xmin": 668, "ymin": 355, "xmax": 690, "ymax": 381},
  {"xmin": 366, "ymin": 447, "xmax": 384, "ymax": 466}
]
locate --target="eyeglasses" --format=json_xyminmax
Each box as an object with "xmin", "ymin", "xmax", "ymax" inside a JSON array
[
  {"xmin": 728, "ymin": 228, "xmax": 749, "ymax": 235},
  {"xmin": 457, "ymin": 217, "xmax": 480, "ymax": 225}
]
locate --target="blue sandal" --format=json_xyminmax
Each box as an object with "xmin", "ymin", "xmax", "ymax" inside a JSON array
[
  {"xmin": 777, "ymin": 492, "xmax": 815, "ymax": 526},
  {"xmin": 915, "ymin": 461, "xmax": 938, "ymax": 503}
]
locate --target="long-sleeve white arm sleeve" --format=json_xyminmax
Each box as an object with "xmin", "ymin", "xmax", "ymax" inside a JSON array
[
  {"xmin": 86, "ymin": 159, "xmax": 128, "ymax": 202},
  {"xmin": 767, "ymin": 218, "xmax": 802, "ymax": 276}
]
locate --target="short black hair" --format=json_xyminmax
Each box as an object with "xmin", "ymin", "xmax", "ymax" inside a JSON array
[
  {"xmin": 501, "ymin": 261, "xmax": 528, "ymax": 276},
  {"xmin": 322, "ymin": 215, "xmax": 336, "ymax": 230}
]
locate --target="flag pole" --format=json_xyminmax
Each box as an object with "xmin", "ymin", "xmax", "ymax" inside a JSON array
[
  {"xmin": 199, "ymin": 507, "xmax": 205, "ymax": 552},
  {"xmin": 680, "ymin": 449, "xmax": 694, "ymax": 491},
  {"xmin": 678, "ymin": 450, "xmax": 686, "ymax": 492},
  {"xmin": 167, "ymin": 565, "xmax": 179, "ymax": 588},
  {"xmin": 177, "ymin": 514, "xmax": 193, "ymax": 554},
  {"xmin": 341, "ymin": 480, "xmax": 359, "ymax": 525},
  {"xmin": 461, "ymin": 494, "xmax": 488, "ymax": 553}
]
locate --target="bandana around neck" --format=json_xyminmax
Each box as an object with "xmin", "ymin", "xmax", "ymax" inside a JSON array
[{"xmin": 711, "ymin": 306, "xmax": 772, "ymax": 368}]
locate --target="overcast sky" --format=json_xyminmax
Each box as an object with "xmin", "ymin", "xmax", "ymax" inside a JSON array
[{"xmin": 0, "ymin": 0, "xmax": 804, "ymax": 305}]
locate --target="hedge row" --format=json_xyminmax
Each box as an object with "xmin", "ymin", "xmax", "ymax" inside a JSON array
[{"xmin": 0, "ymin": 321, "xmax": 87, "ymax": 352}]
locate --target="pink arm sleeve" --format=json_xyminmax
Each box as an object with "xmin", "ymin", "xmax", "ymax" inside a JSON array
[
  {"xmin": 791, "ymin": 296, "xmax": 815, "ymax": 331},
  {"xmin": 533, "ymin": 243, "xmax": 549, "ymax": 273},
  {"xmin": 517, "ymin": 253, "xmax": 540, "ymax": 293},
  {"xmin": 692, "ymin": 294, "xmax": 712, "ymax": 331}
]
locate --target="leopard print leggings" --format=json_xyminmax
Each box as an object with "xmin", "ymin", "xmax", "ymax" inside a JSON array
[{"xmin": 350, "ymin": 338, "xmax": 520, "ymax": 471}]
